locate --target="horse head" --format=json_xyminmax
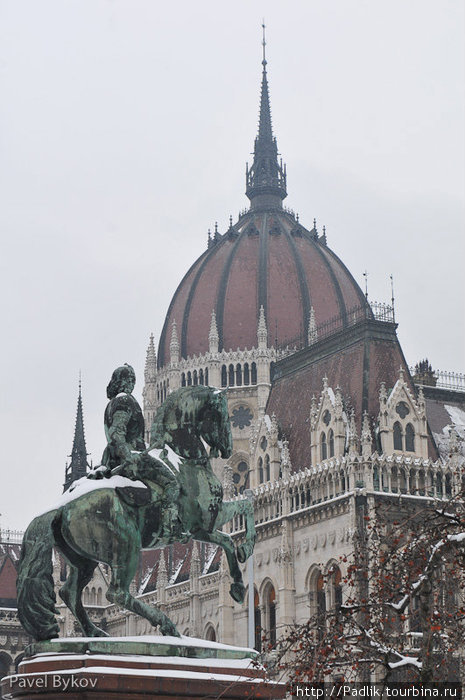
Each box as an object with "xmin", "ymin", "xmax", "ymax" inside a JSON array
[
  {"xmin": 149, "ymin": 387, "xmax": 232, "ymax": 461},
  {"xmin": 201, "ymin": 389, "xmax": 232, "ymax": 460}
]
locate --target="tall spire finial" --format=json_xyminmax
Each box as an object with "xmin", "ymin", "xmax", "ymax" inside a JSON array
[
  {"xmin": 63, "ymin": 376, "xmax": 91, "ymax": 492},
  {"xmin": 245, "ymin": 25, "xmax": 287, "ymax": 210},
  {"xmin": 262, "ymin": 20, "xmax": 267, "ymax": 66}
]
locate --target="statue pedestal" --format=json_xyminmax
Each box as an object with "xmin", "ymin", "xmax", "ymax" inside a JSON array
[{"xmin": 1, "ymin": 635, "xmax": 285, "ymax": 699}]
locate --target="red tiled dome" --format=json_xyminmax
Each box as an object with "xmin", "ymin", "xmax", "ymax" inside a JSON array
[
  {"xmin": 157, "ymin": 59, "xmax": 369, "ymax": 367},
  {"xmin": 157, "ymin": 213, "xmax": 368, "ymax": 367}
]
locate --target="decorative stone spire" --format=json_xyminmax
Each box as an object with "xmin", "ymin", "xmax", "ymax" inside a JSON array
[
  {"xmin": 307, "ymin": 306, "xmax": 318, "ymax": 346},
  {"xmin": 269, "ymin": 413, "xmax": 279, "ymax": 445},
  {"xmin": 245, "ymin": 26, "xmax": 287, "ymax": 210},
  {"xmin": 249, "ymin": 421, "xmax": 258, "ymax": 454},
  {"xmin": 348, "ymin": 409, "xmax": 358, "ymax": 457},
  {"xmin": 310, "ymin": 395, "xmax": 318, "ymax": 430},
  {"xmin": 281, "ymin": 439, "xmax": 292, "ymax": 479},
  {"xmin": 209, "ymin": 310, "xmax": 219, "ymax": 353},
  {"xmin": 417, "ymin": 385, "xmax": 426, "ymax": 418},
  {"xmin": 144, "ymin": 333, "xmax": 157, "ymax": 383},
  {"xmin": 257, "ymin": 305, "xmax": 268, "ymax": 348},
  {"xmin": 169, "ymin": 319, "xmax": 179, "ymax": 364},
  {"xmin": 334, "ymin": 386, "xmax": 343, "ymax": 419},
  {"xmin": 379, "ymin": 381, "xmax": 387, "ymax": 407},
  {"xmin": 361, "ymin": 411, "xmax": 372, "ymax": 459},
  {"xmin": 63, "ymin": 377, "xmax": 91, "ymax": 492},
  {"xmin": 190, "ymin": 542, "xmax": 201, "ymax": 579},
  {"xmin": 223, "ymin": 463, "xmax": 236, "ymax": 500}
]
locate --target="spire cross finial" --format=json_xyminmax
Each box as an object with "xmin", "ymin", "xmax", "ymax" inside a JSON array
[
  {"xmin": 262, "ymin": 21, "xmax": 267, "ymax": 66},
  {"xmin": 363, "ymin": 270, "xmax": 369, "ymax": 300},
  {"xmin": 78, "ymin": 370, "xmax": 82, "ymax": 395}
]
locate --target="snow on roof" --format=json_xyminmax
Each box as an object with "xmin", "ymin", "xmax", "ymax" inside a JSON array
[
  {"xmin": 445, "ymin": 404, "xmax": 465, "ymax": 432},
  {"xmin": 202, "ymin": 543, "xmax": 220, "ymax": 575}
]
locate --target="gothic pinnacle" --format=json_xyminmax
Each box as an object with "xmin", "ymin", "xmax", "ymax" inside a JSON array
[{"xmin": 245, "ymin": 25, "xmax": 287, "ymax": 209}]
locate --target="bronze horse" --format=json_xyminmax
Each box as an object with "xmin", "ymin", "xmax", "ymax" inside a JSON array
[{"xmin": 17, "ymin": 386, "xmax": 256, "ymax": 640}]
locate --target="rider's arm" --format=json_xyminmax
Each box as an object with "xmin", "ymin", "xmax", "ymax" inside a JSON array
[{"xmin": 108, "ymin": 409, "xmax": 134, "ymax": 465}]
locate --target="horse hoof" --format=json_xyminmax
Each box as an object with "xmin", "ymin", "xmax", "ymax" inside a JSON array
[
  {"xmin": 230, "ymin": 582, "xmax": 245, "ymax": 603},
  {"xmin": 160, "ymin": 621, "xmax": 181, "ymax": 638}
]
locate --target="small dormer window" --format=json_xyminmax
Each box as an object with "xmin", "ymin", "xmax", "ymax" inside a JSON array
[{"xmin": 396, "ymin": 401, "xmax": 410, "ymax": 419}]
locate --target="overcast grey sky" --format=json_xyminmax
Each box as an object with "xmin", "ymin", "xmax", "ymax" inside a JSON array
[{"xmin": 1, "ymin": 0, "xmax": 464, "ymax": 531}]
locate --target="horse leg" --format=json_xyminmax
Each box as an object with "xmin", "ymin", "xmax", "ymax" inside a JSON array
[
  {"xmin": 194, "ymin": 529, "xmax": 246, "ymax": 604},
  {"xmin": 105, "ymin": 529, "xmax": 180, "ymax": 637},
  {"xmin": 59, "ymin": 561, "xmax": 107, "ymax": 637},
  {"xmin": 214, "ymin": 500, "xmax": 256, "ymax": 564}
]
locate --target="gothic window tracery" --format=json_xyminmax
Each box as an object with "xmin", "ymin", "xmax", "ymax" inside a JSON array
[
  {"xmin": 258, "ymin": 457, "xmax": 264, "ymax": 484},
  {"xmin": 231, "ymin": 405, "xmax": 253, "ymax": 430},
  {"xmin": 221, "ymin": 365, "xmax": 227, "ymax": 387},
  {"xmin": 244, "ymin": 363, "xmax": 250, "ymax": 385},
  {"xmin": 393, "ymin": 421, "xmax": 402, "ymax": 450},
  {"xmin": 236, "ymin": 364, "xmax": 242, "ymax": 386},
  {"xmin": 396, "ymin": 401, "xmax": 410, "ymax": 419}
]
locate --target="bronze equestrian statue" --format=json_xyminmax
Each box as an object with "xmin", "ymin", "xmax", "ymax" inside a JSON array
[{"xmin": 17, "ymin": 367, "xmax": 256, "ymax": 641}]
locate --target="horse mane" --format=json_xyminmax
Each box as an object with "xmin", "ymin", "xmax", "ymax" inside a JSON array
[{"xmin": 150, "ymin": 386, "xmax": 218, "ymax": 447}]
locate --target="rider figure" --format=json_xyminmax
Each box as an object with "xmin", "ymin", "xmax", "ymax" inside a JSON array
[{"xmin": 90, "ymin": 364, "xmax": 182, "ymax": 541}]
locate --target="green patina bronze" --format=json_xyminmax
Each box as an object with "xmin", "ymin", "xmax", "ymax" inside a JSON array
[
  {"xmin": 17, "ymin": 366, "xmax": 256, "ymax": 642},
  {"xmin": 25, "ymin": 637, "xmax": 256, "ymax": 661}
]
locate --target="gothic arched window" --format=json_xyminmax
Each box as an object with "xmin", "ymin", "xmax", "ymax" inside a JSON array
[
  {"xmin": 236, "ymin": 364, "xmax": 242, "ymax": 386},
  {"xmin": 320, "ymin": 432, "xmax": 327, "ymax": 461},
  {"xmin": 228, "ymin": 364, "xmax": 235, "ymax": 386},
  {"xmin": 204, "ymin": 368, "xmax": 209, "ymax": 386},
  {"xmin": 221, "ymin": 365, "xmax": 227, "ymax": 387},
  {"xmin": 199, "ymin": 368, "xmax": 204, "ymax": 385},
  {"xmin": 205, "ymin": 625, "xmax": 216, "ymax": 642},
  {"xmin": 263, "ymin": 584, "xmax": 277, "ymax": 648},
  {"xmin": 265, "ymin": 454, "xmax": 270, "ymax": 481},
  {"xmin": 393, "ymin": 421, "xmax": 402, "ymax": 450},
  {"xmin": 328, "ymin": 429, "xmax": 334, "ymax": 457},
  {"xmin": 405, "ymin": 423, "xmax": 415, "ymax": 452},
  {"xmin": 251, "ymin": 362, "xmax": 257, "ymax": 385},
  {"xmin": 244, "ymin": 363, "xmax": 250, "ymax": 385},
  {"xmin": 193, "ymin": 370, "xmax": 198, "ymax": 386},
  {"xmin": 187, "ymin": 372, "xmax": 192, "ymax": 386},
  {"xmin": 258, "ymin": 457, "xmax": 264, "ymax": 484},
  {"xmin": 181, "ymin": 373, "xmax": 186, "ymax": 387}
]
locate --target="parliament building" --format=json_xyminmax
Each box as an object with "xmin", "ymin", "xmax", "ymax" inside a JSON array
[{"xmin": 1, "ymin": 46, "xmax": 464, "ymax": 680}]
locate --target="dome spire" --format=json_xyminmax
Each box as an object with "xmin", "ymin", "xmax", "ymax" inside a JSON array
[{"xmin": 246, "ymin": 24, "xmax": 287, "ymax": 210}]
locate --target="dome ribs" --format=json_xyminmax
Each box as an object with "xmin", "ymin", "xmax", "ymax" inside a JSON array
[
  {"xmin": 282, "ymin": 223, "xmax": 311, "ymax": 346},
  {"xmin": 301, "ymin": 231, "xmax": 348, "ymax": 327},
  {"xmin": 320, "ymin": 244, "xmax": 371, "ymax": 313},
  {"xmin": 267, "ymin": 216, "xmax": 304, "ymax": 346},
  {"xmin": 258, "ymin": 213, "xmax": 269, "ymax": 317},
  {"xmin": 158, "ymin": 252, "xmax": 208, "ymax": 367},
  {"xmin": 221, "ymin": 227, "xmax": 261, "ymax": 352},
  {"xmin": 215, "ymin": 232, "xmax": 244, "ymax": 352}
]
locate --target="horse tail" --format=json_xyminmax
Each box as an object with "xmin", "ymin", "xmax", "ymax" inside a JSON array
[{"xmin": 17, "ymin": 510, "xmax": 60, "ymax": 641}]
